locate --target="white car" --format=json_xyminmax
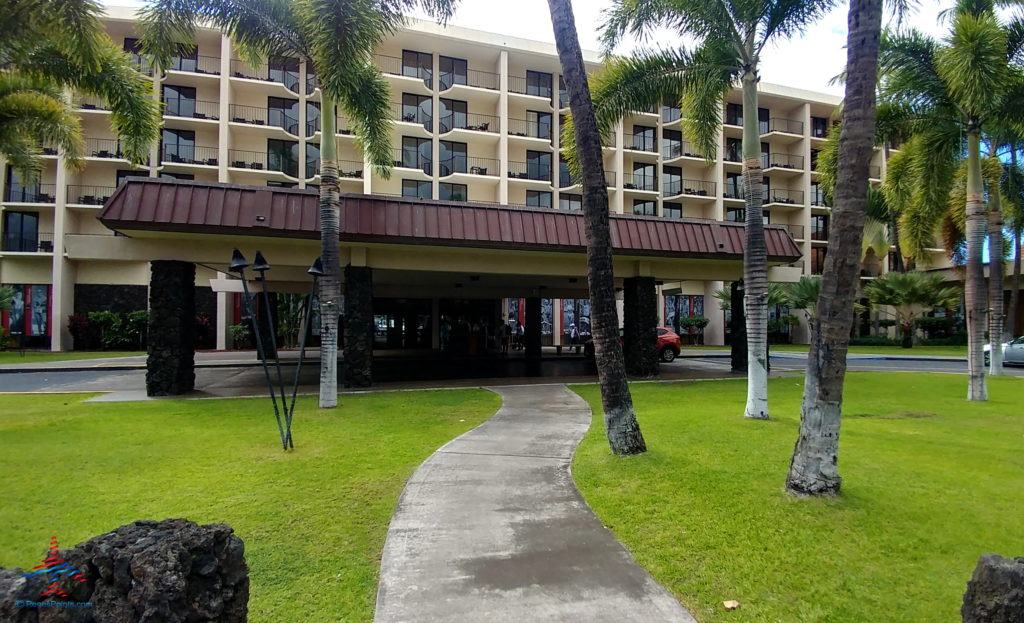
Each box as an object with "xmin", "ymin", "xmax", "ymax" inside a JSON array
[{"xmin": 984, "ymin": 336, "xmax": 1024, "ymax": 365}]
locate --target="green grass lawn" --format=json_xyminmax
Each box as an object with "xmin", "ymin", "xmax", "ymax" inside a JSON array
[
  {"xmin": 0, "ymin": 350, "xmax": 144, "ymax": 364},
  {"xmin": 681, "ymin": 344, "xmax": 968, "ymax": 357},
  {"xmin": 0, "ymin": 390, "xmax": 500, "ymax": 622},
  {"xmin": 572, "ymin": 374, "xmax": 1024, "ymax": 622}
]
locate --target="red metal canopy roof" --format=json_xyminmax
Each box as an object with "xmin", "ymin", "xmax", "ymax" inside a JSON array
[{"xmin": 98, "ymin": 178, "xmax": 802, "ymax": 261}]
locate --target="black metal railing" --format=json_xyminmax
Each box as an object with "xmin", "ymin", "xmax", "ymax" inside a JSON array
[
  {"xmin": 762, "ymin": 152, "xmax": 804, "ymax": 170},
  {"xmin": 508, "ymin": 75, "xmax": 552, "ymax": 99},
  {"xmin": 228, "ymin": 104, "xmax": 298, "ymax": 134},
  {"xmin": 440, "ymin": 68, "xmax": 499, "ymax": 90},
  {"xmin": 440, "ymin": 156, "xmax": 499, "ymax": 177},
  {"xmin": 305, "ymin": 159, "xmax": 364, "ymax": 179},
  {"xmin": 627, "ymin": 135, "xmax": 657, "ymax": 152},
  {"xmin": 723, "ymin": 185, "xmax": 745, "ymax": 200},
  {"xmin": 167, "ymin": 54, "xmax": 221, "ymax": 75},
  {"xmin": 810, "ymin": 190, "xmax": 830, "ymax": 207},
  {"xmin": 127, "ymin": 53, "xmax": 152, "ymax": 75},
  {"xmin": 811, "ymin": 225, "xmax": 828, "ymax": 241},
  {"xmin": 391, "ymin": 148, "xmax": 432, "ymax": 174},
  {"xmin": 786, "ymin": 224, "xmax": 806, "ymax": 239},
  {"xmin": 623, "ymin": 172, "xmax": 657, "ymax": 191},
  {"xmin": 67, "ymin": 185, "xmax": 116, "ymax": 205},
  {"xmin": 507, "ymin": 161, "xmax": 551, "ymax": 181},
  {"xmin": 663, "ymin": 179, "xmax": 715, "ymax": 198},
  {"xmin": 764, "ymin": 188, "xmax": 804, "ymax": 205},
  {"xmin": 761, "ymin": 117, "xmax": 804, "ymax": 135},
  {"xmin": 306, "ymin": 72, "xmax": 319, "ymax": 95},
  {"xmin": 165, "ymin": 99, "xmax": 220, "ymax": 121},
  {"xmin": 663, "ymin": 106, "xmax": 682, "ymax": 123},
  {"xmin": 2, "ymin": 231, "xmax": 53, "ymax": 252},
  {"xmin": 229, "ymin": 59, "xmax": 300, "ymax": 91},
  {"xmin": 85, "ymin": 137, "xmax": 124, "ymax": 159},
  {"xmin": 662, "ymin": 141, "xmax": 703, "ymax": 160},
  {"xmin": 375, "ymin": 54, "xmax": 402, "ymax": 75},
  {"xmin": 508, "ymin": 118, "xmax": 552, "ymax": 139},
  {"xmin": 161, "ymin": 145, "xmax": 219, "ymax": 166},
  {"xmin": 392, "ymin": 102, "xmax": 432, "ymax": 129},
  {"xmin": 228, "ymin": 149, "xmax": 298, "ymax": 176},
  {"xmin": 440, "ymin": 111, "xmax": 499, "ymax": 133},
  {"xmin": 5, "ymin": 184, "xmax": 56, "ymax": 203}
]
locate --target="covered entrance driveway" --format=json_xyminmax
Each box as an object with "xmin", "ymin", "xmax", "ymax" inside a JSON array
[{"xmin": 94, "ymin": 179, "xmax": 801, "ymax": 395}]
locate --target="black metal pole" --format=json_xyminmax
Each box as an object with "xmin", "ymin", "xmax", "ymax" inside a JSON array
[
  {"xmin": 255, "ymin": 269, "xmax": 290, "ymax": 428},
  {"xmin": 239, "ymin": 272, "xmax": 287, "ymax": 449},
  {"xmin": 284, "ymin": 276, "xmax": 318, "ymax": 448}
]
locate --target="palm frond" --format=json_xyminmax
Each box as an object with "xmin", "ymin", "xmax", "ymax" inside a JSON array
[
  {"xmin": 335, "ymin": 60, "xmax": 394, "ymax": 175},
  {"xmin": 759, "ymin": 0, "xmax": 839, "ymax": 51},
  {"xmin": 0, "ymin": 74, "xmax": 85, "ymax": 174},
  {"xmin": 936, "ymin": 9, "xmax": 1009, "ymax": 122},
  {"xmin": 600, "ymin": 0, "xmax": 738, "ymax": 55}
]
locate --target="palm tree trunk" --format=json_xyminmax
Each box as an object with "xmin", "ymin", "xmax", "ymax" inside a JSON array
[
  {"xmin": 741, "ymin": 68, "xmax": 769, "ymax": 420},
  {"xmin": 965, "ymin": 128, "xmax": 988, "ymax": 401},
  {"xmin": 318, "ymin": 93, "xmax": 341, "ymax": 408},
  {"xmin": 786, "ymin": 0, "xmax": 882, "ymax": 496},
  {"xmin": 883, "ymin": 145, "xmax": 906, "ymax": 272},
  {"xmin": 547, "ymin": 0, "xmax": 645, "ymax": 455},
  {"xmin": 988, "ymin": 183, "xmax": 1004, "ymax": 374}
]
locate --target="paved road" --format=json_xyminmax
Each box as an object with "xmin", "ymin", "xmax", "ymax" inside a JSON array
[{"xmin": 673, "ymin": 352, "xmax": 1024, "ymax": 376}]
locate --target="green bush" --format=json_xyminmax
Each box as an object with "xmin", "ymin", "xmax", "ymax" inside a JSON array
[
  {"xmin": 678, "ymin": 316, "xmax": 710, "ymax": 330},
  {"xmin": 68, "ymin": 311, "xmax": 148, "ymax": 350},
  {"xmin": 876, "ymin": 319, "xmax": 897, "ymax": 328},
  {"xmin": 230, "ymin": 323, "xmax": 251, "ymax": 349},
  {"xmin": 849, "ymin": 335, "xmax": 901, "ymax": 347}
]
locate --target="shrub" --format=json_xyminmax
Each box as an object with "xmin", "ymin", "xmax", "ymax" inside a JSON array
[
  {"xmin": 678, "ymin": 316, "xmax": 710, "ymax": 330},
  {"xmin": 916, "ymin": 316, "xmax": 954, "ymax": 338},
  {"xmin": 69, "ymin": 311, "xmax": 148, "ymax": 350},
  {"xmin": 230, "ymin": 323, "xmax": 251, "ymax": 349},
  {"xmin": 68, "ymin": 314, "xmax": 100, "ymax": 350}
]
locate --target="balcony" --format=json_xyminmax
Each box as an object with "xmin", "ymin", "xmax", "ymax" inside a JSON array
[
  {"xmin": 784, "ymin": 224, "xmax": 806, "ymax": 240},
  {"xmin": 764, "ymin": 188, "xmax": 804, "ymax": 206},
  {"xmin": 391, "ymin": 148, "xmax": 432, "ymax": 174},
  {"xmin": 663, "ymin": 179, "xmax": 715, "ymax": 198},
  {"xmin": 811, "ymin": 226, "xmax": 829, "ymax": 241},
  {"xmin": 162, "ymin": 145, "xmax": 219, "ymax": 167},
  {"xmin": 2, "ymin": 231, "xmax": 53, "ymax": 253},
  {"xmin": 440, "ymin": 68, "xmax": 499, "ymax": 91},
  {"xmin": 723, "ymin": 185, "xmax": 745, "ymax": 200},
  {"xmin": 507, "ymin": 161, "xmax": 551, "ymax": 182},
  {"xmin": 440, "ymin": 156, "xmax": 499, "ymax": 177},
  {"xmin": 165, "ymin": 99, "xmax": 220, "ymax": 122},
  {"xmin": 760, "ymin": 117, "xmax": 804, "ymax": 135},
  {"xmin": 127, "ymin": 53, "xmax": 152, "ymax": 76},
  {"xmin": 376, "ymin": 54, "xmax": 432, "ymax": 87},
  {"xmin": 67, "ymin": 185, "xmax": 116, "ymax": 206},
  {"xmin": 5, "ymin": 184, "xmax": 56, "ymax": 203},
  {"xmin": 508, "ymin": 118, "xmax": 552, "ymax": 140},
  {"xmin": 392, "ymin": 102, "xmax": 432, "ymax": 130},
  {"xmin": 810, "ymin": 191, "xmax": 830, "ymax": 207},
  {"xmin": 228, "ymin": 104, "xmax": 298, "ymax": 134},
  {"xmin": 626, "ymin": 136, "xmax": 657, "ymax": 153},
  {"xmin": 623, "ymin": 172, "xmax": 657, "ymax": 192},
  {"xmin": 304, "ymin": 159, "xmax": 364, "ymax": 179},
  {"xmin": 229, "ymin": 59, "xmax": 299, "ymax": 91},
  {"xmin": 228, "ymin": 149, "xmax": 297, "ymax": 176},
  {"xmin": 85, "ymin": 137, "xmax": 125, "ymax": 160},
  {"xmin": 440, "ymin": 112, "xmax": 499, "ymax": 134},
  {"xmin": 762, "ymin": 152, "xmax": 804, "ymax": 170},
  {"xmin": 508, "ymin": 75, "xmax": 552, "ymax": 100},
  {"xmin": 166, "ymin": 54, "xmax": 221, "ymax": 75},
  {"xmin": 662, "ymin": 141, "xmax": 703, "ymax": 160},
  {"xmin": 77, "ymin": 96, "xmax": 109, "ymax": 112}
]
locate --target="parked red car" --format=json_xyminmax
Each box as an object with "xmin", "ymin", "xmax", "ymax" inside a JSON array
[{"xmin": 583, "ymin": 326, "xmax": 682, "ymax": 362}]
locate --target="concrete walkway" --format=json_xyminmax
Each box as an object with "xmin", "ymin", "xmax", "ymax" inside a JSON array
[{"xmin": 375, "ymin": 384, "xmax": 695, "ymax": 623}]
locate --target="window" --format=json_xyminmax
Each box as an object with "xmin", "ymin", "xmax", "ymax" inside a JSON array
[
  {"xmin": 662, "ymin": 103, "xmax": 681, "ymax": 123},
  {"xmin": 163, "ymin": 85, "xmax": 196, "ymax": 117},
  {"xmin": 439, "ymin": 55, "xmax": 467, "ymax": 90},
  {"xmin": 401, "ymin": 93, "xmax": 432, "ymax": 125},
  {"xmin": 726, "ymin": 103, "xmax": 743, "ymax": 126},
  {"xmin": 725, "ymin": 172, "xmax": 742, "ymax": 199},
  {"xmin": 440, "ymin": 141, "xmax": 467, "ymax": 175},
  {"xmin": 2, "ymin": 211, "xmax": 39, "ymax": 252},
  {"xmin": 663, "ymin": 202, "xmax": 682, "ymax": 218},
  {"xmin": 811, "ymin": 214, "xmax": 829, "ymax": 241},
  {"xmin": 726, "ymin": 207, "xmax": 745, "ymax": 222},
  {"xmin": 663, "ymin": 129, "xmax": 682, "ymax": 159},
  {"xmin": 440, "ymin": 182, "xmax": 467, "ymax": 201},
  {"xmin": 811, "ymin": 247, "xmax": 828, "ymax": 275},
  {"xmin": 159, "ymin": 172, "xmax": 193, "ymax": 180},
  {"xmin": 306, "ymin": 67, "xmax": 318, "ymax": 95},
  {"xmin": 123, "ymin": 38, "xmax": 142, "ymax": 53},
  {"xmin": 116, "ymin": 169, "xmax": 148, "ymax": 186},
  {"xmin": 663, "ymin": 165, "xmax": 682, "ymax": 197},
  {"xmin": 811, "ymin": 181, "xmax": 828, "ymax": 206},
  {"xmin": 122, "ymin": 37, "xmax": 146, "ymax": 72},
  {"xmin": 761, "ymin": 141, "xmax": 770, "ymax": 168},
  {"xmin": 725, "ymin": 137, "xmax": 741, "ymax": 162},
  {"xmin": 526, "ymin": 150, "xmax": 551, "ymax": 181},
  {"xmin": 526, "ymin": 190, "xmax": 552, "ymax": 208},
  {"xmin": 810, "ymin": 149, "xmax": 821, "ymax": 171},
  {"xmin": 631, "ymin": 163, "xmax": 656, "ymax": 191},
  {"xmin": 439, "ymin": 98, "xmax": 467, "ymax": 132},
  {"xmin": 558, "ymin": 76, "xmax": 569, "ymax": 108},
  {"xmin": 559, "ymin": 158, "xmax": 574, "ymax": 188},
  {"xmin": 402, "ymin": 179, "xmax": 431, "ymax": 199},
  {"xmin": 306, "ymin": 101, "xmax": 321, "ymax": 136},
  {"xmin": 812, "ymin": 116, "xmax": 829, "ymax": 138},
  {"xmin": 5, "ymin": 166, "xmax": 39, "ymax": 202},
  {"xmin": 169, "ymin": 44, "xmax": 198, "ymax": 72},
  {"xmin": 527, "ymin": 110, "xmax": 552, "ymax": 140},
  {"xmin": 306, "ymin": 142, "xmax": 320, "ymax": 178},
  {"xmin": 402, "ymin": 50, "xmax": 432, "ymax": 86},
  {"xmin": 267, "ymin": 138, "xmax": 299, "ymax": 176},
  {"xmin": 2, "ymin": 284, "xmax": 50, "ymax": 338},
  {"xmin": 161, "ymin": 128, "xmax": 195, "ymax": 162},
  {"xmin": 631, "ymin": 125, "xmax": 656, "ymax": 152},
  {"xmin": 268, "ymin": 56, "xmax": 299, "ymax": 91},
  {"xmin": 632, "ymin": 199, "xmax": 656, "ymax": 216},
  {"xmin": 560, "ymin": 194, "xmax": 582, "ymax": 210},
  {"xmin": 268, "ymin": 97, "xmax": 299, "ymax": 134},
  {"xmin": 401, "ymin": 136, "xmax": 431, "ymax": 173},
  {"xmin": 758, "ymin": 107, "xmax": 770, "ymax": 134},
  {"xmin": 526, "ymin": 70, "xmax": 552, "ymax": 98}
]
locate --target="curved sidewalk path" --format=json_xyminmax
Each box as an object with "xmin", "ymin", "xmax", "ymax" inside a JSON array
[{"xmin": 375, "ymin": 384, "xmax": 695, "ymax": 622}]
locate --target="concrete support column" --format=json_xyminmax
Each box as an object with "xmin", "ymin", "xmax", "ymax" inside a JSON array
[
  {"xmin": 216, "ymin": 280, "xmax": 230, "ymax": 350},
  {"xmin": 704, "ymin": 280, "xmax": 725, "ymax": 346},
  {"xmin": 730, "ymin": 280, "xmax": 746, "ymax": 372},
  {"xmin": 344, "ymin": 265, "xmax": 373, "ymax": 387},
  {"xmin": 524, "ymin": 296, "xmax": 542, "ymax": 374},
  {"xmin": 218, "ymin": 35, "xmax": 231, "ymax": 183},
  {"xmin": 51, "ymin": 150, "xmax": 72, "ymax": 350},
  {"xmin": 498, "ymin": 50, "xmax": 509, "ymax": 205},
  {"xmin": 623, "ymin": 276, "xmax": 659, "ymax": 378},
  {"xmin": 146, "ymin": 261, "xmax": 196, "ymax": 396}
]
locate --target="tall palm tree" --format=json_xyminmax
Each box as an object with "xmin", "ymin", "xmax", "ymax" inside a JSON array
[
  {"xmin": 139, "ymin": 0, "xmax": 456, "ymax": 408},
  {"xmin": 1, "ymin": 0, "xmax": 160, "ymax": 176},
  {"xmin": 595, "ymin": 0, "xmax": 835, "ymax": 420},
  {"xmin": 1005, "ymin": 150, "xmax": 1024, "ymax": 338},
  {"xmin": 547, "ymin": 0, "xmax": 645, "ymax": 455},
  {"xmin": 785, "ymin": 0, "xmax": 883, "ymax": 496},
  {"xmin": 876, "ymin": 0, "xmax": 1024, "ymax": 400}
]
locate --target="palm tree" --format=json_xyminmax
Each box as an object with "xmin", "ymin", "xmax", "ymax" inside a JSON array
[
  {"xmin": 1006, "ymin": 151, "xmax": 1024, "ymax": 338},
  {"xmin": 863, "ymin": 271, "xmax": 962, "ymax": 347},
  {"xmin": 784, "ymin": 275, "xmax": 822, "ymax": 322},
  {"xmin": 877, "ymin": 0, "xmax": 1024, "ymax": 400},
  {"xmin": 547, "ymin": 0, "xmax": 645, "ymax": 455},
  {"xmin": 139, "ymin": 0, "xmax": 456, "ymax": 408},
  {"xmin": 1, "ymin": 0, "xmax": 160, "ymax": 176},
  {"xmin": 595, "ymin": 0, "xmax": 834, "ymax": 420}
]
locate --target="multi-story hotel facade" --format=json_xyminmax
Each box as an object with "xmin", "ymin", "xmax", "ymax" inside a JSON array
[{"xmin": 1, "ymin": 7, "xmax": 937, "ymax": 354}]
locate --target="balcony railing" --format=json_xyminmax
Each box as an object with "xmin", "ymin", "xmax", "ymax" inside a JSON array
[
  {"xmin": 559, "ymin": 90, "xmax": 569, "ymax": 109},
  {"xmin": 392, "ymin": 102, "xmax": 432, "ymax": 129},
  {"xmin": 764, "ymin": 188, "xmax": 804, "ymax": 205},
  {"xmin": 627, "ymin": 136, "xmax": 657, "ymax": 152},
  {"xmin": 508, "ymin": 75, "xmax": 552, "ymax": 99},
  {"xmin": 391, "ymin": 148, "xmax": 431, "ymax": 174},
  {"xmin": 127, "ymin": 53, "xmax": 152, "ymax": 75},
  {"xmin": 623, "ymin": 172, "xmax": 657, "ymax": 191},
  {"xmin": 663, "ymin": 106, "xmax": 682, "ymax": 123},
  {"xmin": 762, "ymin": 152, "xmax": 804, "ymax": 170},
  {"xmin": 440, "ymin": 111, "xmax": 499, "ymax": 133},
  {"xmin": 67, "ymin": 185, "xmax": 116, "ymax": 206},
  {"xmin": 811, "ymin": 226, "xmax": 829, "ymax": 241},
  {"xmin": 161, "ymin": 145, "xmax": 219, "ymax": 166},
  {"xmin": 507, "ymin": 161, "xmax": 551, "ymax": 181},
  {"xmin": 723, "ymin": 185, "xmax": 745, "ymax": 200},
  {"xmin": 85, "ymin": 137, "xmax": 125, "ymax": 159},
  {"xmin": 662, "ymin": 141, "xmax": 703, "ymax": 160},
  {"xmin": 810, "ymin": 191, "xmax": 830, "ymax": 207},
  {"xmin": 663, "ymin": 179, "xmax": 715, "ymax": 198},
  {"xmin": 440, "ymin": 156, "xmax": 499, "ymax": 177},
  {"xmin": 2, "ymin": 231, "xmax": 54, "ymax": 253},
  {"xmin": 304, "ymin": 159, "xmax": 364, "ymax": 179},
  {"xmin": 761, "ymin": 117, "xmax": 804, "ymax": 135},
  {"xmin": 785, "ymin": 224, "xmax": 806, "ymax": 240},
  {"xmin": 375, "ymin": 54, "xmax": 432, "ymax": 86},
  {"xmin": 77, "ymin": 96, "xmax": 109, "ymax": 111},
  {"xmin": 439, "ymin": 68, "xmax": 499, "ymax": 91},
  {"xmin": 228, "ymin": 149, "xmax": 297, "ymax": 176},
  {"xmin": 5, "ymin": 184, "xmax": 56, "ymax": 203},
  {"xmin": 228, "ymin": 104, "xmax": 298, "ymax": 134},
  {"xmin": 508, "ymin": 118, "xmax": 552, "ymax": 140},
  {"xmin": 229, "ymin": 59, "xmax": 300, "ymax": 91},
  {"xmin": 166, "ymin": 54, "xmax": 221, "ymax": 75},
  {"xmin": 165, "ymin": 99, "xmax": 220, "ymax": 121}
]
